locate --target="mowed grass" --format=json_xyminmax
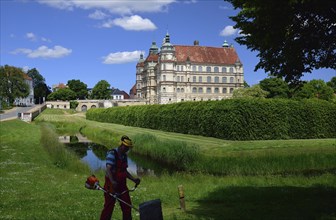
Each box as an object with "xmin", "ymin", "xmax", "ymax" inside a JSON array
[{"xmin": 1, "ymin": 110, "xmax": 333, "ymax": 219}]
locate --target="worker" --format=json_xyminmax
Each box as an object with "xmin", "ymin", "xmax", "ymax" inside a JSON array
[{"xmin": 100, "ymin": 135, "xmax": 140, "ymax": 220}]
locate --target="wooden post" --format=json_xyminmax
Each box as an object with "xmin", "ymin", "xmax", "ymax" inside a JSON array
[{"xmin": 178, "ymin": 185, "xmax": 186, "ymax": 211}]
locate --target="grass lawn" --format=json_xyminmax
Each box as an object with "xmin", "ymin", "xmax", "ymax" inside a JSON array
[{"xmin": 1, "ymin": 111, "xmax": 336, "ymax": 219}]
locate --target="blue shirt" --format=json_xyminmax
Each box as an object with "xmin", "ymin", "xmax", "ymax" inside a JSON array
[{"xmin": 106, "ymin": 148, "xmax": 128, "ymax": 168}]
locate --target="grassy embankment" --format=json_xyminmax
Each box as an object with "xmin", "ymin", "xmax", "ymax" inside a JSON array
[{"xmin": 1, "ymin": 109, "xmax": 335, "ymax": 219}]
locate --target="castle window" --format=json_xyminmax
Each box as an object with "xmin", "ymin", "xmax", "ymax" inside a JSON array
[
  {"xmin": 177, "ymin": 66, "xmax": 180, "ymax": 71},
  {"xmin": 206, "ymin": 66, "xmax": 211, "ymax": 72},
  {"xmin": 193, "ymin": 76, "xmax": 196, "ymax": 82},
  {"xmin": 223, "ymin": 88, "xmax": 227, "ymax": 93},
  {"xmin": 229, "ymin": 67, "xmax": 234, "ymax": 73},
  {"xmin": 222, "ymin": 77, "xmax": 227, "ymax": 83},
  {"xmin": 230, "ymin": 77, "xmax": 234, "ymax": 83},
  {"xmin": 214, "ymin": 67, "xmax": 219, "ymax": 73},
  {"xmin": 198, "ymin": 87, "xmax": 203, "ymax": 93},
  {"xmin": 215, "ymin": 77, "xmax": 219, "ymax": 83},
  {"xmin": 181, "ymin": 66, "xmax": 184, "ymax": 71},
  {"xmin": 163, "ymin": 75, "xmax": 166, "ymax": 81},
  {"xmin": 198, "ymin": 66, "xmax": 203, "ymax": 72},
  {"xmin": 177, "ymin": 88, "xmax": 180, "ymax": 93},
  {"xmin": 177, "ymin": 76, "xmax": 180, "ymax": 82},
  {"xmin": 230, "ymin": 88, "xmax": 234, "ymax": 93},
  {"xmin": 192, "ymin": 87, "xmax": 197, "ymax": 93},
  {"xmin": 199, "ymin": 76, "xmax": 202, "ymax": 82},
  {"xmin": 214, "ymin": 88, "xmax": 219, "ymax": 93},
  {"xmin": 207, "ymin": 76, "xmax": 211, "ymax": 83},
  {"xmin": 192, "ymin": 65, "xmax": 197, "ymax": 71},
  {"xmin": 206, "ymin": 88, "xmax": 211, "ymax": 93},
  {"xmin": 222, "ymin": 67, "xmax": 227, "ymax": 73},
  {"xmin": 181, "ymin": 88, "xmax": 185, "ymax": 93},
  {"xmin": 181, "ymin": 76, "xmax": 184, "ymax": 82}
]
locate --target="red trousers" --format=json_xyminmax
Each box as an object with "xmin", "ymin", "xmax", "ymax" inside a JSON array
[{"xmin": 100, "ymin": 177, "xmax": 132, "ymax": 220}]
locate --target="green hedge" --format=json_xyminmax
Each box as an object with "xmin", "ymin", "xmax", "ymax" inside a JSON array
[{"xmin": 86, "ymin": 99, "xmax": 336, "ymax": 140}]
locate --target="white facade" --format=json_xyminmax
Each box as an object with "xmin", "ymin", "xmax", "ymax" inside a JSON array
[{"xmin": 136, "ymin": 34, "xmax": 244, "ymax": 104}]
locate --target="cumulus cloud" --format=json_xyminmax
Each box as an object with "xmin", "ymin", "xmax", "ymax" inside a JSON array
[
  {"xmin": 11, "ymin": 45, "xmax": 72, "ymax": 58},
  {"xmin": 111, "ymin": 15, "xmax": 157, "ymax": 31},
  {"xmin": 103, "ymin": 50, "xmax": 144, "ymax": 64},
  {"xmin": 26, "ymin": 32, "xmax": 37, "ymax": 41},
  {"xmin": 89, "ymin": 10, "xmax": 108, "ymax": 20},
  {"xmin": 220, "ymin": 25, "xmax": 239, "ymax": 37},
  {"xmin": 37, "ymin": 0, "xmax": 175, "ymax": 14}
]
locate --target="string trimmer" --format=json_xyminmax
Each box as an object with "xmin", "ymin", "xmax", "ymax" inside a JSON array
[{"xmin": 85, "ymin": 175, "xmax": 139, "ymax": 212}]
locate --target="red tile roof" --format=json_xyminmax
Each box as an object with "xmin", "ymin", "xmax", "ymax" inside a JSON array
[
  {"xmin": 175, "ymin": 45, "xmax": 240, "ymax": 65},
  {"xmin": 145, "ymin": 53, "xmax": 159, "ymax": 62}
]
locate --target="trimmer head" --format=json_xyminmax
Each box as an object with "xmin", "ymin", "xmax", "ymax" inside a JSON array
[{"xmin": 85, "ymin": 175, "xmax": 100, "ymax": 190}]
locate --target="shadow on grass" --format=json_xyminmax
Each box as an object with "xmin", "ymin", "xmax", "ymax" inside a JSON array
[{"xmin": 188, "ymin": 186, "xmax": 336, "ymax": 220}]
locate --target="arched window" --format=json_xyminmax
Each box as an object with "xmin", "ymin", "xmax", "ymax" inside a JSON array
[
  {"xmin": 192, "ymin": 87, "xmax": 197, "ymax": 93},
  {"xmin": 198, "ymin": 66, "xmax": 203, "ymax": 72},
  {"xmin": 193, "ymin": 76, "xmax": 196, "ymax": 82},
  {"xmin": 223, "ymin": 88, "xmax": 227, "ymax": 93},
  {"xmin": 192, "ymin": 65, "xmax": 197, "ymax": 71},
  {"xmin": 198, "ymin": 87, "xmax": 203, "ymax": 93},
  {"xmin": 177, "ymin": 88, "xmax": 180, "ymax": 93},
  {"xmin": 214, "ymin": 67, "xmax": 219, "ymax": 72},
  {"xmin": 199, "ymin": 76, "xmax": 202, "ymax": 82},
  {"xmin": 222, "ymin": 77, "xmax": 227, "ymax": 83},
  {"xmin": 222, "ymin": 67, "xmax": 227, "ymax": 73},
  {"xmin": 229, "ymin": 67, "xmax": 234, "ymax": 73},
  {"xmin": 215, "ymin": 77, "xmax": 219, "ymax": 83},
  {"xmin": 230, "ymin": 88, "xmax": 234, "ymax": 93},
  {"xmin": 163, "ymin": 75, "xmax": 166, "ymax": 81},
  {"xmin": 177, "ymin": 76, "xmax": 180, "ymax": 82},
  {"xmin": 214, "ymin": 88, "xmax": 219, "ymax": 93},
  {"xmin": 206, "ymin": 66, "xmax": 211, "ymax": 72},
  {"xmin": 181, "ymin": 88, "xmax": 185, "ymax": 93},
  {"xmin": 206, "ymin": 88, "xmax": 211, "ymax": 93},
  {"xmin": 207, "ymin": 76, "xmax": 211, "ymax": 83},
  {"xmin": 230, "ymin": 77, "xmax": 234, "ymax": 83},
  {"xmin": 181, "ymin": 76, "xmax": 184, "ymax": 82}
]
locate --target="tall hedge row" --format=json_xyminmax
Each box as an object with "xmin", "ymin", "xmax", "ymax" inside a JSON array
[{"xmin": 86, "ymin": 99, "xmax": 336, "ymax": 140}]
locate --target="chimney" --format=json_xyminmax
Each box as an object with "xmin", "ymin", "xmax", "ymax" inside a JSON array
[{"xmin": 193, "ymin": 40, "xmax": 199, "ymax": 46}]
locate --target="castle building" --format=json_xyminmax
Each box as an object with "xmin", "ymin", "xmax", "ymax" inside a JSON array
[{"xmin": 135, "ymin": 33, "xmax": 244, "ymax": 104}]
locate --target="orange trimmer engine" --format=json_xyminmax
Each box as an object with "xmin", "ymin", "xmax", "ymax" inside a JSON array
[{"xmin": 85, "ymin": 175, "xmax": 101, "ymax": 190}]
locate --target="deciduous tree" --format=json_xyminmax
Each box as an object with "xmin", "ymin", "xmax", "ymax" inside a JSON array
[
  {"xmin": 90, "ymin": 80, "xmax": 111, "ymax": 100},
  {"xmin": 67, "ymin": 79, "xmax": 88, "ymax": 100},
  {"xmin": 0, "ymin": 65, "xmax": 29, "ymax": 106},
  {"xmin": 226, "ymin": 0, "xmax": 336, "ymax": 84}
]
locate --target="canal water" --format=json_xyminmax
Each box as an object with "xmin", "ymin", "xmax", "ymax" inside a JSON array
[{"xmin": 59, "ymin": 135, "xmax": 172, "ymax": 176}]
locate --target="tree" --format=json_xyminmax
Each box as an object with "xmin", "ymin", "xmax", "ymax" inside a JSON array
[
  {"xmin": 47, "ymin": 88, "xmax": 76, "ymax": 101},
  {"xmin": 233, "ymin": 84, "xmax": 269, "ymax": 99},
  {"xmin": 327, "ymin": 76, "xmax": 336, "ymax": 93},
  {"xmin": 225, "ymin": 0, "xmax": 336, "ymax": 84},
  {"xmin": 259, "ymin": 77, "xmax": 289, "ymax": 98},
  {"xmin": 67, "ymin": 79, "xmax": 88, "ymax": 100},
  {"xmin": 293, "ymin": 79, "xmax": 334, "ymax": 101},
  {"xmin": 0, "ymin": 65, "xmax": 30, "ymax": 106},
  {"xmin": 90, "ymin": 80, "xmax": 111, "ymax": 99},
  {"xmin": 27, "ymin": 68, "xmax": 51, "ymax": 104}
]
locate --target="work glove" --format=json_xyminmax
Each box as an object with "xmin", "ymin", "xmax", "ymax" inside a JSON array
[{"xmin": 134, "ymin": 178, "xmax": 141, "ymax": 187}]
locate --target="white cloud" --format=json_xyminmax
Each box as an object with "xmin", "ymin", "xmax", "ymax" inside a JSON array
[
  {"xmin": 220, "ymin": 25, "xmax": 239, "ymax": 37},
  {"xmin": 37, "ymin": 0, "xmax": 176, "ymax": 14},
  {"xmin": 112, "ymin": 15, "xmax": 157, "ymax": 31},
  {"xmin": 26, "ymin": 32, "xmax": 37, "ymax": 41},
  {"xmin": 89, "ymin": 10, "xmax": 108, "ymax": 20},
  {"xmin": 103, "ymin": 50, "xmax": 144, "ymax": 64},
  {"xmin": 11, "ymin": 45, "xmax": 72, "ymax": 58}
]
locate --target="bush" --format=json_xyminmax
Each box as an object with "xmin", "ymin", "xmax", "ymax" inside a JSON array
[{"xmin": 86, "ymin": 99, "xmax": 336, "ymax": 140}]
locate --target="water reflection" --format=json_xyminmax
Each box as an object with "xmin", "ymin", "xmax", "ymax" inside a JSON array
[{"xmin": 60, "ymin": 135, "xmax": 171, "ymax": 176}]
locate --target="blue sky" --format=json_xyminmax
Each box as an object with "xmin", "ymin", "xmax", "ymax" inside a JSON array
[{"xmin": 1, "ymin": 0, "xmax": 335, "ymax": 93}]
